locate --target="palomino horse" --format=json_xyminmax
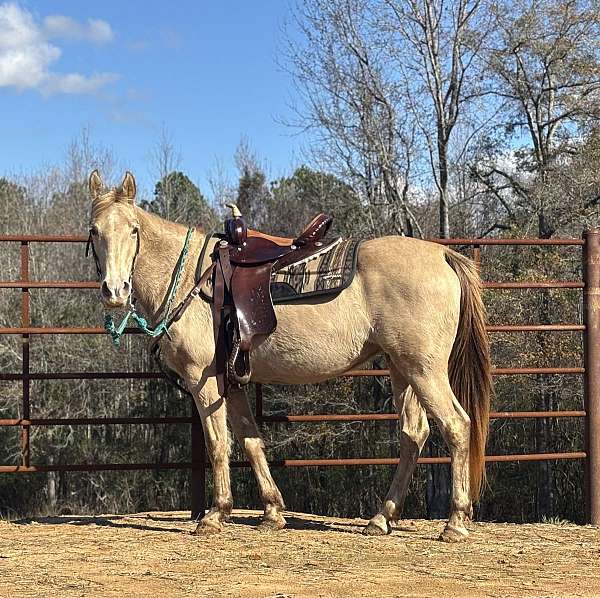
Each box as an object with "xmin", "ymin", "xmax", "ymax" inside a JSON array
[{"xmin": 87, "ymin": 171, "xmax": 492, "ymax": 542}]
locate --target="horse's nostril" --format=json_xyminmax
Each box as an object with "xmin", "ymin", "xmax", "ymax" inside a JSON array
[
  {"xmin": 123, "ymin": 280, "xmax": 131, "ymax": 293},
  {"xmin": 101, "ymin": 281, "xmax": 111, "ymax": 298}
]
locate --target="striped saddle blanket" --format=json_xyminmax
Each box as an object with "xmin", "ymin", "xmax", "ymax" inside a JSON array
[
  {"xmin": 270, "ymin": 238, "xmax": 361, "ymax": 303},
  {"xmin": 200, "ymin": 237, "xmax": 361, "ymax": 303}
]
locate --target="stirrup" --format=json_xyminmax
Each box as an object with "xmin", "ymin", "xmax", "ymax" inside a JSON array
[{"xmin": 227, "ymin": 338, "xmax": 252, "ymax": 386}]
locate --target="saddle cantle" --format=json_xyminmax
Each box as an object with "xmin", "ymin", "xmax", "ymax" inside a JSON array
[{"xmin": 212, "ymin": 205, "xmax": 334, "ymax": 396}]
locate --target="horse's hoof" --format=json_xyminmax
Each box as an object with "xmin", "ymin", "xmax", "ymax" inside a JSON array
[
  {"xmin": 363, "ymin": 520, "xmax": 391, "ymax": 536},
  {"xmin": 439, "ymin": 525, "xmax": 468, "ymax": 543},
  {"xmin": 192, "ymin": 521, "xmax": 222, "ymax": 536},
  {"xmin": 257, "ymin": 516, "xmax": 286, "ymax": 532}
]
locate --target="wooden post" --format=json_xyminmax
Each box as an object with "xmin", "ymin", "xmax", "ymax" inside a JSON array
[
  {"xmin": 190, "ymin": 396, "xmax": 205, "ymax": 519},
  {"xmin": 583, "ymin": 228, "xmax": 600, "ymax": 524}
]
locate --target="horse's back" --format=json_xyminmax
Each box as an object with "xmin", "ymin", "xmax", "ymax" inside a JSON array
[{"xmin": 357, "ymin": 235, "xmax": 460, "ymax": 304}]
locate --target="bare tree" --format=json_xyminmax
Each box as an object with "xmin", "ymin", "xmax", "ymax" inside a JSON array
[
  {"xmin": 287, "ymin": 0, "xmax": 424, "ymax": 237},
  {"xmin": 148, "ymin": 127, "xmax": 181, "ymax": 222},
  {"xmin": 382, "ymin": 0, "xmax": 491, "ymax": 237},
  {"xmin": 476, "ymin": 0, "xmax": 600, "ymax": 237},
  {"xmin": 207, "ymin": 157, "xmax": 236, "ymax": 215}
]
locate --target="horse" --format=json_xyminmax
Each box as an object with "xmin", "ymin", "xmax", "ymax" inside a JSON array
[{"xmin": 87, "ymin": 170, "xmax": 492, "ymax": 542}]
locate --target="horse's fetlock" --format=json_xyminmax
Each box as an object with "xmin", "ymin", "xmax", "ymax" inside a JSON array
[
  {"xmin": 262, "ymin": 489, "xmax": 285, "ymax": 510},
  {"xmin": 215, "ymin": 498, "xmax": 233, "ymax": 516}
]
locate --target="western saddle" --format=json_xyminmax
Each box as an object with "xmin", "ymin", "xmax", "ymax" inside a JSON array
[{"xmin": 211, "ymin": 205, "xmax": 333, "ymax": 396}]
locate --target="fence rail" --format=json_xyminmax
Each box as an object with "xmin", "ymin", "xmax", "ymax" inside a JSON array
[{"xmin": 0, "ymin": 232, "xmax": 598, "ymax": 523}]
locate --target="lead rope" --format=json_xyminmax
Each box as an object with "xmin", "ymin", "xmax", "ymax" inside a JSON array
[{"xmin": 104, "ymin": 227, "xmax": 195, "ymax": 348}]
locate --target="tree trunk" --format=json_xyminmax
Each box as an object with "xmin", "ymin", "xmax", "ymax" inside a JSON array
[
  {"xmin": 535, "ymin": 247, "xmax": 555, "ymax": 519},
  {"xmin": 47, "ymin": 455, "xmax": 57, "ymax": 512},
  {"xmin": 426, "ymin": 449, "xmax": 451, "ymax": 519},
  {"xmin": 438, "ymin": 141, "xmax": 450, "ymax": 239}
]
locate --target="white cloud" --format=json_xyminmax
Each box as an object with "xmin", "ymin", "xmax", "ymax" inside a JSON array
[
  {"xmin": 44, "ymin": 72, "xmax": 120, "ymax": 94},
  {"xmin": 0, "ymin": 3, "xmax": 118, "ymax": 95},
  {"xmin": 43, "ymin": 15, "xmax": 114, "ymax": 44}
]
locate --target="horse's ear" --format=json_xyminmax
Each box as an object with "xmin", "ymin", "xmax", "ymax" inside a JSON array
[
  {"xmin": 89, "ymin": 170, "xmax": 103, "ymax": 200},
  {"xmin": 120, "ymin": 171, "xmax": 137, "ymax": 203}
]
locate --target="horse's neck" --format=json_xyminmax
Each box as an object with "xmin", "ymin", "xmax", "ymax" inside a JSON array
[{"xmin": 132, "ymin": 208, "xmax": 205, "ymax": 322}]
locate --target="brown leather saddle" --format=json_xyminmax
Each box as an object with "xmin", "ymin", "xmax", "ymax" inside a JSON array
[{"xmin": 212, "ymin": 205, "xmax": 333, "ymax": 396}]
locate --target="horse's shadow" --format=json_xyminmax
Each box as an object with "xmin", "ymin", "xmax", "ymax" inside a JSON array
[
  {"xmin": 11, "ymin": 514, "xmax": 186, "ymax": 534},
  {"xmin": 230, "ymin": 513, "xmax": 362, "ymax": 534},
  {"xmin": 10, "ymin": 512, "xmax": 368, "ymax": 535}
]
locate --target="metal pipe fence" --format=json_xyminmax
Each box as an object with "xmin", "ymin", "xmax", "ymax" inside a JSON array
[{"xmin": 0, "ymin": 232, "xmax": 597, "ymax": 523}]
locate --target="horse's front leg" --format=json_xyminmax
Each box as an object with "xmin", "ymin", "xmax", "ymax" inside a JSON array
[
  {"xmin": 227, "ymin": 387, "xmax": 286, "ymax": 531},
  {"xmin": 190, "ymin": 376, "xmax": 233, "ymax": 535}
]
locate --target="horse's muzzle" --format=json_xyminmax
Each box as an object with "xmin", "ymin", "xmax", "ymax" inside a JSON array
[{"xmin": 101, "ymin": 280, "xmax": 131, "ymax": 308}]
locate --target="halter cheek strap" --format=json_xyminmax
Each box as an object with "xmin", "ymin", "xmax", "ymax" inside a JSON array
[{"xmin": 86, "ymin": 231, "xmax": 102, "ymax": 280}]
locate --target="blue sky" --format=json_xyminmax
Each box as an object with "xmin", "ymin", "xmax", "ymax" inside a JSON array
[{"xmin": 0, "ymin": 1, "xmax": 305, "ymax": 197}]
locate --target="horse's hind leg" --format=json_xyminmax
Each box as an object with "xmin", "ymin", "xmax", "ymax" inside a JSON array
[
  {"xmin": 409, "ymin": 368, "xmax": 472, "ymax": 542},
  {"xmin": 364, "ymin": 366, "xmax": 429, "ymax": 536},
  {"xmin": 190, "ymin": 377, "xmax": 233, "ymax": 535},
  {"xmin": 227, "ymin": 387, "xmax": 286, "ymax": 531}
]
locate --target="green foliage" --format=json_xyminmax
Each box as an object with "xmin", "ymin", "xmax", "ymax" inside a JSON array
[
  {"xmin": 144, "ymin": 171, "xmax": 218, "ymax": 231},
  {"xmin": 233, "ymin": 164, "xmax": 369, "ymax": 238},
  {"xmin": 0, "ymin": 178, "xmax": 28, "ymax": 234},
  {"xmin": 269, "ymin": 167, "xmax": 369, "ymax": 237},
  {"xmin": 236, "ymin": 166, "xmax": 269, "ymax": 224}
]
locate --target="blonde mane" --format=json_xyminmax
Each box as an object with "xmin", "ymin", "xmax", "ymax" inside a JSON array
[{"xmin": 90, "ymin": 189, "xmax": 140, "ymax": 226}]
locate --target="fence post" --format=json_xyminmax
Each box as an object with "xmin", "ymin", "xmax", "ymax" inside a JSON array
[
  {"xmin": 583, "ymin": 228, "xmax": 600, "ymax": 525},
  {"xmin": 20, "ymin": 241, "xmax": 30, "ymax": 468},
  {"xmin": 190, "ymin": 396, "xmax": 205, "ymax": 520}
]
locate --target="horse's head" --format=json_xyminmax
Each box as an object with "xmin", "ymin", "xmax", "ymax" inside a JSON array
[{"xmin": 88, "ymin": 170, "xmax": 140, "ymax": 308}]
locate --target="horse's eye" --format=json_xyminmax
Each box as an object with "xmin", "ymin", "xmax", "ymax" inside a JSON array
[{"xmin": 90, "ymin": 226, "xmax": 99, "ymax": 236}]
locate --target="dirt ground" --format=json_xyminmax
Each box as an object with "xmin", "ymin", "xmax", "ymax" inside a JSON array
[{"xmin": 0, "ymin": 510, "xmax": 598, "ymax": 598}]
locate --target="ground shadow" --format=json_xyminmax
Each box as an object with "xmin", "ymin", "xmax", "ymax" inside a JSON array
[
  {"xmin": 12, "ymin": 514, "xmax": 187, "ymax": 534},
  {"xmin": 10, "ymin": 512, "xmax": 421, "ymax": 537},
  {"xmin": 229, "ymin": 513, "xmax": 364, "ymax": 535}
]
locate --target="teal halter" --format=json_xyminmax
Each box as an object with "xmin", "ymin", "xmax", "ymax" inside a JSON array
[{"xmin": 104, "ymin": 227, "xmax": 195, "ymax": 348}]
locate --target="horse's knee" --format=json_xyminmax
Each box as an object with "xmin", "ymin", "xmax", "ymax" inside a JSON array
[
  {"xmin": 207, "ymin": 434, "xmax": 231, "ymax": 465},
  {"xmin": 244, "ymin": 437, "xmax": 265, "ymax": 454}
]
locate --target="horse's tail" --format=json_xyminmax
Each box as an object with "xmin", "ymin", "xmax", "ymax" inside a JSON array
[{"xmin": 444, "ymin": 248, "xmax": 492, "ymax": 502}]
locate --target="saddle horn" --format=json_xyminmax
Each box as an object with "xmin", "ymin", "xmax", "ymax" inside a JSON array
[{"xmin": 224, "ymin": 203, "xmax": 247, "ymax": 245}]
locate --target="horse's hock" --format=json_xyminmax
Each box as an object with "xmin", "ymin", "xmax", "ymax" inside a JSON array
[
  {"xmin": 0, "ymin": 510, "xmax": 599, "ymax": 598},
  {"xmin": 0, "ymin": 232, "xmax": 598, "ymax": 522}
]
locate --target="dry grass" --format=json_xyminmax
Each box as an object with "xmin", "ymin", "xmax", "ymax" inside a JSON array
[{"xmin": 0, "ymin": 510, "xmax": 598, "ymax": 598}]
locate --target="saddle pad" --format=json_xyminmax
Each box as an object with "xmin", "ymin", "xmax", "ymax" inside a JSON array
[{"xmin": 270, "ymin": 238, "xmax": 361, "ymax": 303}]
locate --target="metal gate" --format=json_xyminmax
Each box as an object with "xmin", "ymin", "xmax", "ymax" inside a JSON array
[{"xmin": 0, "ymin": 231, "xmax": 598, "ymax": 523}]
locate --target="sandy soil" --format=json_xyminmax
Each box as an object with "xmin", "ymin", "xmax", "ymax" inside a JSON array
[{"xmin": 0, "ymin": 510, "xmax": 598, "ymax": 598}]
